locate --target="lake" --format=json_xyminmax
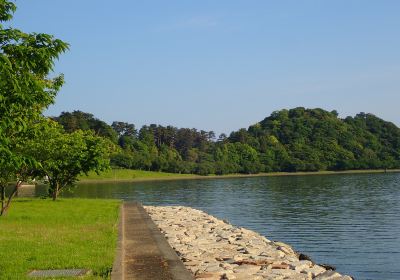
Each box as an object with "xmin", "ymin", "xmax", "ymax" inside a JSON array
[{"xmin": 30, "ymin": 173, "xmax": 400, "ymax": 280}]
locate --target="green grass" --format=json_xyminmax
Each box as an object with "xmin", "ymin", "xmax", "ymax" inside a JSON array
[
  {"xmin": 79, "ymin": 168, "xmax": 400, "ymax": 184},
  {"xmin": 79, "ymin": 169, "xmax": 196, "ymax": 181},
  {"xmin": 0, "ymin": 199, "xmax": 120, "ymax": 279}
]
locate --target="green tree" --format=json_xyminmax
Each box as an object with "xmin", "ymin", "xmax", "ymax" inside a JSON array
[
  {"xmin": 0, "ymin": 141, "xmax": 36, "ymax": 215},
  {"xmin": 54, "ymin": 111, "xmax": 118, "ymax": 143},
  {"xmin": 112, "ymin": 121, "xmax": 137, "ymax": 137},
  {"xmin": 0, "ymin": 0, "xmax": 68, "ymax": 214},
  {"xmin": 23, "ymin": 120, "xmax": 110, "ymax": 200}
]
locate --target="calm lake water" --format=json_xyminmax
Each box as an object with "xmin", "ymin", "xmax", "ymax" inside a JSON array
[{"xmin": 29, "ymin": 173, "xmax": 400, "ymax": 280}]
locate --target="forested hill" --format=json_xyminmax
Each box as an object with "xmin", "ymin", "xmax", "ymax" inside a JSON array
[{"xmin": 53, "ymin": 108, "xmax": 400, "ymax": 175}]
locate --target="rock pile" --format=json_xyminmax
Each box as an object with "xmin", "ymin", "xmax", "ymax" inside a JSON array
[{"xmin": 145, "ymin": 206, "xmax": 353, "ymax": 280}]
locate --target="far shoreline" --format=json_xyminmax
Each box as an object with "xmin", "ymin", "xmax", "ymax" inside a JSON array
[{"xmin": 78, "ymin": 168, "xmax": 400, "ymax": 184}]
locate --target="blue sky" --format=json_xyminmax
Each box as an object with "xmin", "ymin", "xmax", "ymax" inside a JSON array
[{"xmin": 11, "ymin": 0, "xmax": 400, "ymax": 135}]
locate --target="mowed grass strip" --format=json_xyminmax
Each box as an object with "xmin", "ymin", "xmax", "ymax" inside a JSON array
[
  {"xmin": 79, "ymin": 168, "xmax": 400, "ymax": 183},
  {"xmin": 0, "ymin": 199, "xmax": 120, "ymax": 279},
  {"xmin": 79, "ymin": 169, "xmax": 196, "ymax": 181}
]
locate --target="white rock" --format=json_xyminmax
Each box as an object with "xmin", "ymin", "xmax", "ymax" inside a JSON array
[
  {"xmin": 233, "ymin": 264, "xmax": 262, "ymax": 274},
  {"xmin": 301, "ymin": 265, "xmax": 326, "ymax": 277},
  {"xmin": 144, "ymin": 206, "xmax": 352, "ymax": 280},
  {"xmin": 313, "ymin": 270, "xmax": 344, "ymax": 280}
]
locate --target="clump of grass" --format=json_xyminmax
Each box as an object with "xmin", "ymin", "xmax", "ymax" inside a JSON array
[{"xmin": 0, "ymin": 199, "xmax": 120, "ymax": 279}]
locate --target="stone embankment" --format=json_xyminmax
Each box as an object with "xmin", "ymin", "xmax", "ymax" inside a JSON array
[{"xmin": 144, "ymin": 206, "xmax": 353, "ymax": 280}]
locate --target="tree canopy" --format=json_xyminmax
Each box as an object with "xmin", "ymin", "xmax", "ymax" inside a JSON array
[
  {"xmin": 53, "ymin": 107, "xmax": 400, "ymax": 176},
  {"xmin": 53, "ymin": 111, "xmax": 118, "ymax": 143},
  {"xmin": 22, "ymin": 119, "xmax": 110, "ymax": 200},
  {"xmin": 0, "ymin": 1, "xmax": 111, "ymax": 214},
  {"xmin": 0, "ymin": 0, "xmax": 69, "ymax": 213}
]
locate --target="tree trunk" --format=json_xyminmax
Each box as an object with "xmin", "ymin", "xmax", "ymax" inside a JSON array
[
  {"xmin": 52, "ymin": 183, "xmax": 59, "ymax": 201},
  {"xmin": 1, "ymin": 186, "xmax": 5, "ymax": 214},
  {"xmin": 0, "ymin": 181, "xmax": 22, "ymax": 216}
]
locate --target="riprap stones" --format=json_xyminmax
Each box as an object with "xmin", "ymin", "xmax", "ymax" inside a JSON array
[{"xmin": 144, "ymin": 206, "xmax": 352, "ymax": 280}]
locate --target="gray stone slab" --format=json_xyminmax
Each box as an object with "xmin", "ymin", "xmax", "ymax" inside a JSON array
[{"xmin": 28, "ymin": 269, "xmax": 90, "ymax": 277}]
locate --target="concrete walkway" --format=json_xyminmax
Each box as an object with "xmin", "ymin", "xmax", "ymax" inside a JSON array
[{"xmin": 111, "ymin": 202, "xmax": 194, "ymax": 280}]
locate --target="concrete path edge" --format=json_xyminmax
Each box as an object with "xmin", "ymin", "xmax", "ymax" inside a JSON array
[
  {"xmin": 111, "ymin": 202, "xmax": 194, "ymax": 280},
  {"xmin": 111, "ymin": 204, "xmax": 124, "ymax": 279}
]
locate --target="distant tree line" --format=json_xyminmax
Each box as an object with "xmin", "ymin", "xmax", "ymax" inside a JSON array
[{"xmin": 53, "ymin": 107, "xmax": 400, "ymax": 175}]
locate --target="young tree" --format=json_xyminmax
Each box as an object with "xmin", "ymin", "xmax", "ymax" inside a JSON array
[
  {"xmin": 0, "ymin": 159, "xmax": 35, "ymax": 215},
  {"xmin": 0, "ymin": 0, "xmax": 68, "ymax": 214},
  {"xmin": 23, "ymin": 119, "xmax": 110, "ymax": 200}
]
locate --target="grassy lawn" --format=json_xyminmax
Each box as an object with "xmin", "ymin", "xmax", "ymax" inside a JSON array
[
  {"xmin": 0, "ymin": 199, "xmax": 120, "ymax": 279},
  {"xmin": 79, "ymin": 169, "xmax": 196, "ymax": 181},
  {"xmin": 79, "ymin": 168, "xmax": 400, "ymax": 184}
]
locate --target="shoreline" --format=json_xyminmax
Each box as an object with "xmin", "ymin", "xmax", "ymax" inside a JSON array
[
  {"xmin": 78, "ymin": 169, "xmax": 400, "ymax": 184},
  {"xmin": 145, "ymin": 205, "xmax": 353, "ymax": 280}
]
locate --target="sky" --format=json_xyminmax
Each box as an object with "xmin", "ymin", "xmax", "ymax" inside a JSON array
[{"xmin": 10, "ymin": 0, "xmax": 400, "ymax": 135}]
